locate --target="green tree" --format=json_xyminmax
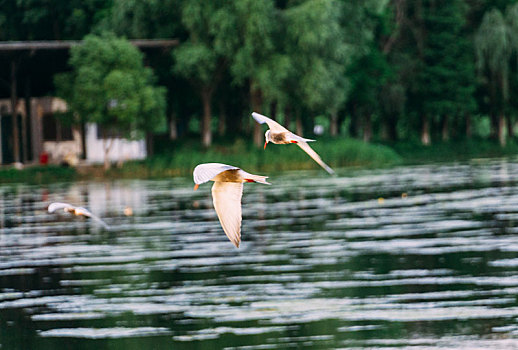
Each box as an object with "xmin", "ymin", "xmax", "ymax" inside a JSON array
[
  {"xmin": 211, "ymin": 0, "xmax": 277, "ymax": 146},
  {"xmin": 98, "ymin": 0, "xmax": 180, "ymax": 39},
  {"xmin": 347, "ymin": 45, "xmax": 392, "ymax": 141},
  {"xmin": 475, "ymin": 7, "xmax": 516, "ymax": 145},
  {"xmin": 346, "ymin": 0, "xmax": 404, "ymax": 141},
  {"xmin": 172, "ymin": 0, "xmax": 227, "ymax": 147},
  {"xmin": 283, "ymin": 0, "xmax": 351, "ymax": 137},
  {"xmin": 0, "ymin": 0, "xmax": 110, "ymax": 40},
  {"xmin": 55, "ymin": 32, "xmax": 166, "ymax": 169},
  {"xmin": 508, "ymin": 3, "xmax": 518, "ymax": 138},
  {"xmin": 418, "ymin": 0, "xmax": 476, "ymax": 143},
  {"xmin": 98, "ymin": 0, "xmax": 182, "ymax": 141}
]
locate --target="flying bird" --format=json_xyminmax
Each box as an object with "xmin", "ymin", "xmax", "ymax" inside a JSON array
[
  {"xmin": 252, "ymin": 112, "xmax": 335, "ymax": 175},
  {"xmin": 193, "ymin": 163, "xmax": 270, "ymax": 248},
  {"xmin": 48, "ymin": 202, "xmax": 110, "ymax": 229}
]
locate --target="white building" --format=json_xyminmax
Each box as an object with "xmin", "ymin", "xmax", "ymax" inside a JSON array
[
  {"xmin": 85, "ymin": 123, "xmax": 147, "ymax": 163},
  {"xmin": 0, "ymin": 97, "xmax": 147, "ymax": 166}
]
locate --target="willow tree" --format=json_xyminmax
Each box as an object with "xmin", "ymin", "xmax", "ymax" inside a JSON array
[
  {"xmin": 475, "ymin": 8, "xmax": 513, "ymax": 146},
  {"xmin": 172, "ymin": 0, "xmax": 227, "ymax": 147},
  {"xmin": 505, "ymin": 3, "xmax": 518, "ymax": 139},
  {"xmin": 347, "ymin": 45, "xmax": 391, "ymax": 141},
  {"xmin": 211, "ymin": 0, "xmax": 277, "ymax": 147},
  {"xmin": 419, "ymin": 0, "xmax": 476, "ymax": 142},
  {"xmin": 99, "ymin": 0, "xmax": 180, "ymax": 39},
  {"xmin": 283, "ymin": 0, "xmax": 350, "ymax": 137}
]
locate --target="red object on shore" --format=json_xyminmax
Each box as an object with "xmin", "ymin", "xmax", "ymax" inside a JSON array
[{"xmin": 39, "ymin": 152, "xmax": 49, "ymax": 165}]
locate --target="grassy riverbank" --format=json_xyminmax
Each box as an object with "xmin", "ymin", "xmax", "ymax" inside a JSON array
[
  {"xmin": 0, "ymin": 165, "xmax": 77, "ymax": 184},
  {"xmin": 109, "ymin": 137, "xmax": 402, "ymax": 179},
  {"xmin": 392, "ymin": 138, "xmax": 518, "ymax": 163},
  {"xmin": 2, "ymin": 138, "xmax": 518, "ymax": 184}
]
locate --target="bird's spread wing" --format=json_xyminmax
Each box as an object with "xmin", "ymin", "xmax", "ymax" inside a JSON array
[
  {"xmin": 211, "ymin": 181, "xmax": 243, "ymax": 248},
  {"xmin": 193, "ymin": 163, "xmax": 240, "ymax": 185},
  {"xmin": 48, "ymin": 202, "xmax": 75, "ymax": 213},
  {"xmin": 89, "ymin": 214, "xmax": 110, "ymax": 230},
  {"xmin": 252, "ymin": 112, "xmax": 289, "ymax": 133},
  {"xmin": 76, "ymin": 207, "xmax": 110, "ymax": 229},
  {"xmin": 296, "ymin": 142, "xmax": 335, "ymax": 175}
]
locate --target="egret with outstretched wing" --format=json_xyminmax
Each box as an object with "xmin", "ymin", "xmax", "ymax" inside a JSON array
[
  {"xmin": 252, "ymin": 112, "xmax": 335, "ymax": 175},
  {"xmin": 193, "ymin": 163, "xmax": 270, "ymax": 248},
  {"xmin": 48, "ymin": 202, "xmax": 110, "ymax": 229}
]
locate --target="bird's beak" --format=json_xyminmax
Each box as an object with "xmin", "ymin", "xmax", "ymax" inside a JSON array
[
  {"xmin": 193, "ymin": 184, "xmax": 199, "ymax": 191},
  {"xmin": 263, "ymin": 141, "xmax": 268, "ymax": 150}
]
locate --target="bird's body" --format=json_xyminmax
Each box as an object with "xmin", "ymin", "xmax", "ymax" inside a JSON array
[
  {"xmin": 193, "ymin": 163, "xmax": 270, "ymax": 248},
  {"xmin": 48, "ymin": 202, "xmax": 109, "ymax": 229},
  {"xmin": 252, "ymin": 112, "xmax": 334, "ymax": 175},
  {"xmin": 269, "ymin": 131, "xmax": 298, "ymax": 144}
]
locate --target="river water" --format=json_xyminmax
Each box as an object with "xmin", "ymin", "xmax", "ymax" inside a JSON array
[{"xmin": 1, "ymin": 159, "xmax": 518, "ymax": 349}]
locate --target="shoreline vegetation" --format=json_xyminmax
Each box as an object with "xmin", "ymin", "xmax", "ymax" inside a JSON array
[{"xmin": 2, "ymin": 138, "xmax": 518, "ymax": 185}]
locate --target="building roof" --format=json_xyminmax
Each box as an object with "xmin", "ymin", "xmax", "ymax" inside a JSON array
[
  {"xmin": 0, "ymin": 39, "xmax": 178, "ymax": 52},
  {"xmin": 0, "ymin": 39, "xmax": 178, "ymax": 99}
]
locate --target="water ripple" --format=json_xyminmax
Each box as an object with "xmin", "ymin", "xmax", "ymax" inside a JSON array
[{"xmin": 1, "ymin": 159, "xmax": 518, "ymax": 349}]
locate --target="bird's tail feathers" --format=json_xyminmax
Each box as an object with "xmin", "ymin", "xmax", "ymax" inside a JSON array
[
  {"xmin": 291, "ymin": 134, "xmax": 315, "ymax": 143},
  {"xmin": 248, "ymin": 175, "xmax": 271, "ymax": 185}
]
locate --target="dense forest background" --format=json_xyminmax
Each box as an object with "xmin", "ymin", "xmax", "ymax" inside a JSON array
[{"xmin": 2, "ymin": 0, "xmax": 518, "ymax": 150}]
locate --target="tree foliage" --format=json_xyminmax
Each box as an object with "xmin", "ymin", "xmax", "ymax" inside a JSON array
[
  {"xmin": 55, "ymin": 32, "xmax": 166, "ymax": 136},
  {"xmin": 284, "ymin": 0, "xmax": 350, "ymax": 114},
  {"xmin": 0, "ymin": 0, "xmax": 110, "ymax": 40},
  {"xmin": 5, "ymin": 0, "xmax": 518, "ymax": 149}
]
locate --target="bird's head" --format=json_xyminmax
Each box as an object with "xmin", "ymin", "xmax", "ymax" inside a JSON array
[{"xmin": 264, "ymin": 130, "xmax": 270, "ymax": 150}]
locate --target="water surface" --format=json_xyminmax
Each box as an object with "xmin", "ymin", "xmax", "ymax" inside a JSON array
[{"xmin": 1, "ymin": 159, "xmax": 518, "ymax": 349}]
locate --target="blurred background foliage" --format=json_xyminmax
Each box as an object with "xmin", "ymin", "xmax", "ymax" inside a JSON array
[{"xmin": 3, "ymin": 0, "xmax": 518, "ymax": 161}]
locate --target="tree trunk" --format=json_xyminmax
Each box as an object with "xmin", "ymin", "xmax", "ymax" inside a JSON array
[
  {"xmin": 23, "ymin": 74, "xmax": 31, "ymax": 162},
  {"xmin": 284, "ymin": 106, "xmax": 292, "ymax": 129},
  {"xmin": 295, "ymin": 110, "xmax": 303, "ymax": 136},
  {"xmin": 218, "ymin": 101, "xmax": 226, "ymax": 137},
  {"xmin": 349, "ymin": 104, "xmax": 359, "ymax": 138},
  {"xmin": 421, "ymin": 114, "xmax": 431, "ymax": 145},
  {"xmin": 465, "ymin": 113, "xmax": 472, "ymax": 138},
  {"xmin": 250, "ymin": 83, "xmax": 263, "ymax": 147},
  {"xmin": 104, "ymin": 148, "xmax": 110, "ymax": 170},
  {"xmin": 388, "ymin": 116, "xmax": 398, "ymax": 141},
  {"xmin": 498, "ymin": 112, "xmax": 506, "ymax": 147},
  {"xmin": 363, "ymin": 114, "xmax": 372, "ymax": 142},
  {"xmin": 381, "ymin": 114, "xmax": 398, "ymax": 141},
  {"xmin": 80, "ymin": 122, "xmax": 86, "ymax": 159},
  {"xmin": 489, "ymin": 113, "xmax": 498, "ymax": 140},
  {"xmin": 102, "ymin": 129, "xmax": 113, "ymax": 171},
  {"xmin": 381, "ymin": 117, "xmax": 389, "ymax": 141},
  {"xmin": 146, "ymin": 132, "xmax": 154, "ymax": 157},
  {"xmin": 330, "ymin": 112, "xmax": 338, "ymax": 136},
  {"xmin": 10, "ymin": 60, "xmax": 20, "ymax": 164},
  {"xmin": 169, "ymin": 111, "xmax": 177, "ymax": 141},
  {"xmin": 507, "ymin": 115, "xmax": 514, "ymax": 139},
  {"xmin": 21, "ymin": 113, "xmax": 27, "ymax": 164},
  {"xmin": 441, "ymin": 115, "xmax": 449, "ymax": 141},
  {"xmin": 201, "ymin": 88, "xmax": 212, "ymax": 147},
  {"xmin": 270, "ymin": 101, "xmax": 277, "ymax": 120},
  {"xmin": 389, "ymin": 116, "xmax": 399, "ymax": 141}
]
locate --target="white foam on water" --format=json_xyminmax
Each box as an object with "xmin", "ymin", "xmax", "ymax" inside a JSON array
[{"xmin": 38, "ymin": 327, "xmax": 171, "ymax": 338}]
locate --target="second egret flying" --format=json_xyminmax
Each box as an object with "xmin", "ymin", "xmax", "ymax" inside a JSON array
[{"xmin": 252, "ymin": 112, "xmax": 335, "ymax": 175}]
